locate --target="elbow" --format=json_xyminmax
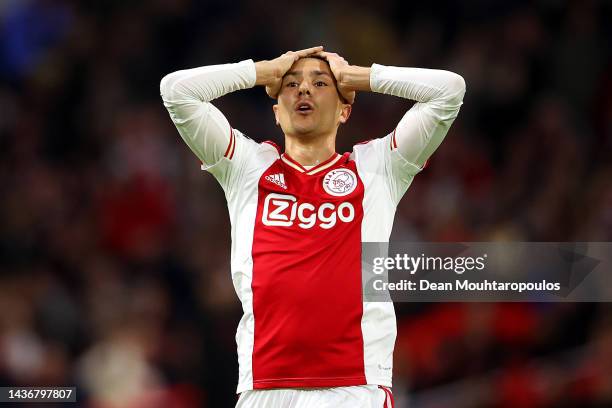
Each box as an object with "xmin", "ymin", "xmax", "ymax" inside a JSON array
[
  {"xmin": 159, "ymin": 73, "xmax": 172, "ymax": 101},
  {"xmin": 452, "ymin": 73, "xmax": 466, "ymax": 95},
  {"xmin": 446, "ymin": 72, "xmax": 466, "ymax": 104},
  {"xmin": 159, "ymin": 72, "xmax": 179, "ymax": 102}
]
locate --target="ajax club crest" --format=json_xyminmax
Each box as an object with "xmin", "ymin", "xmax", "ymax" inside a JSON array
[{"xmin": 323, "ymin": 168, "xmax": 357, "ymax": 196}]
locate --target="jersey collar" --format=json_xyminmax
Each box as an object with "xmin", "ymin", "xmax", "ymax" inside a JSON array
[{"xmin": 281, "ymin": 152, "xmax": 342, "ymax": 176}]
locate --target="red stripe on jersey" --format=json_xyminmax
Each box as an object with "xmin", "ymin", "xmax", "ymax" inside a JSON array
[
  {"xmin": 282, "ymin": 152, "xmax": 340, "ymax": 175},
  {"xmin": 224, "ymin": 127, "xmax": 235, "ymax": 158},
  {"xmin": 305, "ymin": 154, "xmax": 342, "ymax": 175},
  {"xmin": 228, "ymin": 129, "xmax": 236, "ymax": 159},
  {"xmin": 251, "ymin": 155, "xmax": 366, "ymax": 389}
]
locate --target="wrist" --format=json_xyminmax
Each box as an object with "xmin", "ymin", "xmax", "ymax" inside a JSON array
[
  {"xmin": 255, "ymin": 60, "xmax": 280, "ymax": 86},
  {"xmin": 339, "ymin": 65, "xmax": 371, "ymax": 92}
]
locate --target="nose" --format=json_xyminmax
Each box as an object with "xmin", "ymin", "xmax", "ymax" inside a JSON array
[{"xmin": 298, "ymin": 80, "xmax": 311, "ymax": 96}]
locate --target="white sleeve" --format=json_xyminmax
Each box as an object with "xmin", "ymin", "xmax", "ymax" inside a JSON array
[
  {"xmin": 369, "ymin": 64, "xmax": 466, "ymax": 168},
  {"xmin": 159, "ymin": 59, "xmax": 257, "ymax": 167}
]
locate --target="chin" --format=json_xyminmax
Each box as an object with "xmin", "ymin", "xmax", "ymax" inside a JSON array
[{"xmin": 292, "ymin": 124, "xmax": 318, "ymax": 136}]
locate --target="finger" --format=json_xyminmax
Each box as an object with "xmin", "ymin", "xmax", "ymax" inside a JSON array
[
  {"xmin": 344, "ymin": 91, "xmax": 356, "ymax": 104},
  {"xmin": 266, "ymin": 81, "xmax": 281, "ymax": 99},
  {"xmin": 294, "ymin": 46, "xmax": 324, "ymax": 57},
  {"xmin": 266, "ymin": 87, "xmax": 279, "ymax": 99},
  {"xmin": 319, "ymin": 51, "xmax": 339, "ymax": 58},
  {"xmin": 312, "ymin": 51, "xmax": 334, "ymax": 62},
  {"xmin": 314, "ymin": 51, "xmax": 345, "ymax": 63},
  {"xmin": 328, "ymin": 53, "xmax": 347, "ymax": 63},
  {"xmin": 298, "ymin": 45, "xmax": 324, "ymax": 53}
]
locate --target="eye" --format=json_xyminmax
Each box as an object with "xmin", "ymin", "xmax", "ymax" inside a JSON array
[
  {"xmin": 286, "ymin": 82, "xmax": 298, "ymax": 87},
  {"xmin": 315, "ymin": 81, "xmax": 327, "ymax": 87}
]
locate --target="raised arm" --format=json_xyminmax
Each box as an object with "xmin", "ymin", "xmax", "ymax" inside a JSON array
[
  {"xmin": 317, "ymin": 52, "xmax": 466, "ymax": 168},
  {"xmin": 160, "ymin": 60, "xmax": 256, "ymax": 167},
  {"xmin": 369, "ymin": 64, "xmax": 465, "ymax": 167},
  {"xmin": 160, "ymin": 46, "xmax": 325, "ymax": 167}
]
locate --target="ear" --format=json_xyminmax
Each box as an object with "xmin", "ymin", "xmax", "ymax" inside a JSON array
[
  {"xmin": 338, "ymin": 103, "xmax": 352, "ymax": 124},
  {"xmin": 272, "ymin": 104, "xmax": 280, "ymax": 126}
]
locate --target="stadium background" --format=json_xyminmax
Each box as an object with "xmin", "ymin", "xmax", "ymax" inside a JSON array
[{"xmin": 0, "ymin": 0, "xmax": 611, "ymax": 406}]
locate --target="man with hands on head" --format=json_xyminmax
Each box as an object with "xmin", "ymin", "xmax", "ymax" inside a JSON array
[{"xmin": 160, "ymin": 46, "xmax": 465, "ymax": 408}]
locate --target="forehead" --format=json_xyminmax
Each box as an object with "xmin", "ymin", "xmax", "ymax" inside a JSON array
[{"xmin": 284, "ymin": 57, "xmax": 333, "ymax": 78}]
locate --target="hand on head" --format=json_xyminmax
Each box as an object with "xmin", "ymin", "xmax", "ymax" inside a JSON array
[
  {"xmin": 263, "ymin": 46, "xmax": 356, "ymax": 104},
  {"xmin": 264, "ymin": 46, "xmax": 324, "ymax": 99},
  {"xmin": 311, "ymin": 51, "xmax": 356, "ymax": 104}
]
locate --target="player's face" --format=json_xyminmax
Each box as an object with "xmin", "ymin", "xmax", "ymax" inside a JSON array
[{"xmin": 273, "ymin": 58, "xmax": 351, "ymax": 138}]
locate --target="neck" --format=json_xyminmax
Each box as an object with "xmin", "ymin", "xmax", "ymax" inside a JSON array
[{"xmin": 284, "ymin": 131, "xmax": 337, "ymax": 166}]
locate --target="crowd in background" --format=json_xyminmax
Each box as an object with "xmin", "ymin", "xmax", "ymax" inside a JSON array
[{"xmin": 0, "ymin": 0, "xmax": 611, "ymax": 407}]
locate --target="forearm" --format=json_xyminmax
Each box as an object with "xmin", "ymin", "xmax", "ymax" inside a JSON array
[
  {"xmin": 160, "ymin": 59, "xmax": 256, "ymax": 103},
  {"xmin": 370, "ymin": 64, "xmax": 465, "ymax": 105},
  {"xmin": 369, "ymin": 64, "xmax": 466, "ymax": 166}
]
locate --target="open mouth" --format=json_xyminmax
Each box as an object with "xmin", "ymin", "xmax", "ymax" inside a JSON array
[{"xmin": 295, "ymin": 101, "xmax": 314, "ymax": 115}]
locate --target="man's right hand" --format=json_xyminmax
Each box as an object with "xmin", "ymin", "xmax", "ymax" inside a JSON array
[{"xmin": 255, "ymin": 46, "xmax": 324, "ymax": 98}]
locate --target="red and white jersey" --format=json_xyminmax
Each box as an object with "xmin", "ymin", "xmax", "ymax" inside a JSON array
[
  {"xmin": 205, "ymin": 131, "xmax": 420, "ymax": 391},
  {"xmin": 160, "ymin": 59, "xmax": 465, "ymax": 393}
]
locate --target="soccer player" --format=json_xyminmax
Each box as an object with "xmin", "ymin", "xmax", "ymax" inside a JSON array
[{"xmin": 160, "ymin": 46, "xmax": 465, "ymax": 407}]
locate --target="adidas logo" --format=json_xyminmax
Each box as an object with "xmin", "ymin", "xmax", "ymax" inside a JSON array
[{"xmin": 265, "ymin": 173, "xmax": 287, "ymax": 189}]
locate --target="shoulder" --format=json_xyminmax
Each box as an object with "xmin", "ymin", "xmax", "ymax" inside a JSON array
[
  {"xmin": 231, "ymin": 130, "xmax": 281, "ymax": 157},
  {"xmin": 204, "ymin": 130, "xmax": 280, "ymax": 190},
  {"xmin": 350, "ymin": 136, "xmax": 392, "ymax": 162},
  {"xmin": 261, "ymin": 139, "xmax": 282, "ymax": 156}
]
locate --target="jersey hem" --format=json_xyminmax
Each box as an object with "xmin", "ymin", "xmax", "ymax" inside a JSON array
[
  {"xmin": 236, "ymin": 376, "xmax": 392, "ymax": 393},
  {"xmin": 253, "ymin": 376, "xmax": 366, "ymax": 390},
  {"xmin": 365, "ymin": 377, "xmax": 392, "ymax": 388}
]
